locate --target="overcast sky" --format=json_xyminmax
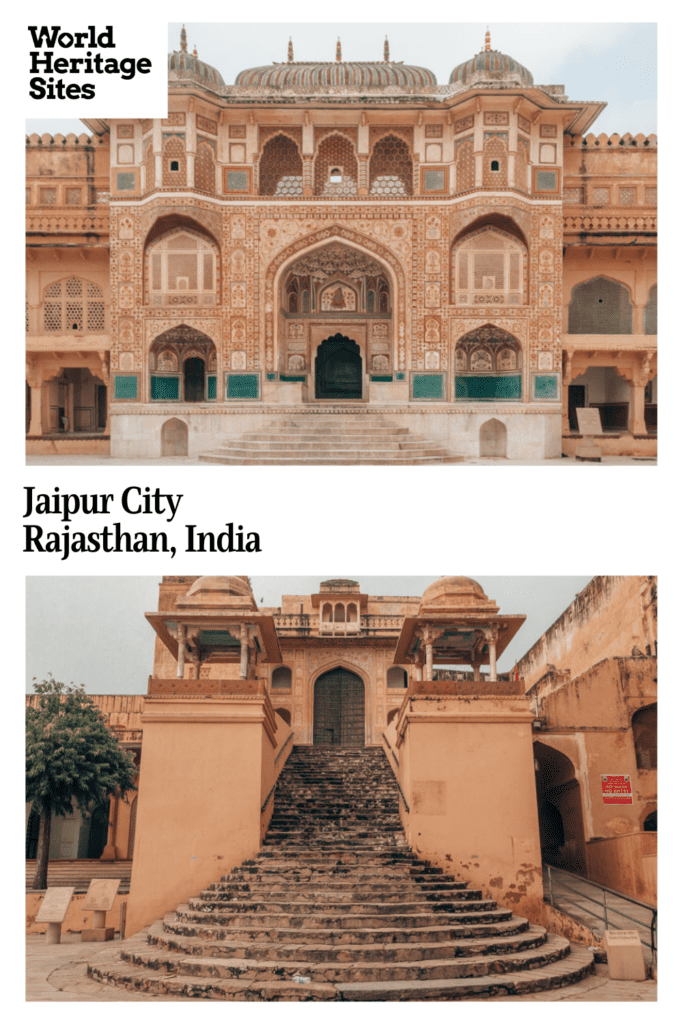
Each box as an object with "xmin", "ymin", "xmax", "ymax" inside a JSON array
[
  {"xmin": 26, "ymin": 575, "xmax": 595, "ymax": 693},
  {"xmin": 26, "ymin": 21, "xmax": 656, "ymax": 138}
]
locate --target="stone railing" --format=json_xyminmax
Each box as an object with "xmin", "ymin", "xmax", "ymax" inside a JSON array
[
  {"xmin": 26, "ymin": 212, "xmax": 109, "ymax": 234},
  {"xmin": 565, "ymin": 133, "xmax": 657, "ymax": 149},
  {"xmin": 26, "ymin": 132, "xmax": 99, "ymax": 147},
  {"xmin": 563, "ymin": 213, "xmax": 656, "ymax": 233},
  {"xmin": 273, "ymin": 613, "xmax": 404, "ymax": 636}
]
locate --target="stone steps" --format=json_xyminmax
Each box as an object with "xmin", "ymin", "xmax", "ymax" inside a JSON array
[
  {"xmin": 198, "ymin": 418, "xmax": 463, "ymax": 465},
  {"xmin": 86, "ymin": 746, "xmax": 594, "ymax": 1000}
]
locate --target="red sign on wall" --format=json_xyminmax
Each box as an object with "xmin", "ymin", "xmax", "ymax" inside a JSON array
[{"xmin": 601, "ymin": 775, "xmax": 633, "ymax": 804}]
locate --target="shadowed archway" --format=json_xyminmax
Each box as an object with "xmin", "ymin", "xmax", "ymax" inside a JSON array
[{"xmin": 315, "ymin": 334, "xmax": 362, "ymax": 399}]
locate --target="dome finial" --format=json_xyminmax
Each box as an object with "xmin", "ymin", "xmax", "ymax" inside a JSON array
[
  {"xmin": 384, "ymin": 36, "xmax": 390, "ymax": 62},
  {"xmin": 180, "ymin": 24, "xmax": 188, "ymax": 54},
  {"xmin": 336, "ymin": 37, "xmax": 342, "ymax": 62},
  {"xmin": 192, "ymin": 44, "xmax": 198, "ymax": 58},
  {"xmin": 485, "ymin": 27, "xmax": 491, "ymax": 52},
  {"xmin": 287, "ymin": 37, "xmax": 293, "ymax": 62}
]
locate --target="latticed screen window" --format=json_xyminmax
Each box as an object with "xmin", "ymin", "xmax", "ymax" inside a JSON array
[
  {"xmin": 259, "ymin": 135, "xmax": 303, "ymax": 195},
  {"xmin": 42, "ymin": 277, "xmax": 105, "ymax": 332},
  {"xmin": 644, "ymin": 284, "xmax": 657, "ymax": 335},
  {"xmin": 369, "ymin": 135, "xmax": 413, "ymax": 196},
  {"xmin": 147, "ymin": 231, "xmax": 217, "ymax": 306},
  {"xmin": 452, "ymin": 229, "xmax": 526, "ymax": 305}
]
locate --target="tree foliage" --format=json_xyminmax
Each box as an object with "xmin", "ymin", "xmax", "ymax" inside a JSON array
[{"xmin": 27, "ymin": 676, "xmax": 137, "ymax": 817}]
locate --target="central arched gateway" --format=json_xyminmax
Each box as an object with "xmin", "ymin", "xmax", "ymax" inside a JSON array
[
  {"xmin": 313, "ymin": 668, "xmax": 365, "ymax": 746},
  {"xmin": 315, "ymin": 334, "xmax": 362, "ymax": 399}
]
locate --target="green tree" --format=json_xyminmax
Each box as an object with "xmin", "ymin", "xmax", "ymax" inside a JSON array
[{"xmin": 26, "ymin": 676, "xmax": 137, "ymax": 890}]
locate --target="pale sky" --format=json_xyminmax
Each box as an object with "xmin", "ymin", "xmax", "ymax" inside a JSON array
[
  {"xmin": 26, "ymin": 575, "xmax": 595, "ymax": 693},
  {"xmin": 26, "ymin": 21, "xmax": 656, "ymax": 138}
]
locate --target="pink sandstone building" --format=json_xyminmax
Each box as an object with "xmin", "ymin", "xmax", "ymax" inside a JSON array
[{"xmin": 26, "ymin": 27, "xmax": 656, "ymax": 462}]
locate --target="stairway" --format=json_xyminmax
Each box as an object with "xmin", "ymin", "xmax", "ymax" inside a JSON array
[
  {"xmin": 198, "ymin": 417, "xmax": 464, "ymax": 465},
  {"xmin": 87, "ymin": 747, "xmax": 594, "ymax": 1000}
]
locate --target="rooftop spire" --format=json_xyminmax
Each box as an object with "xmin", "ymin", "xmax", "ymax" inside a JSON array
[
  {"xmin": 287, "ymin": 37, "xmax": 293, "ymax": 62},
  {"xmin": 336, "ymin": 37, "xmax": 342, "ymax": 62},
  {"xmin": 180, "ymin": 24, "xmax": 187, "ymax": 54},
  {"xmin": 192, "ymin": 44, "xmax": 198, "ymax": 58},
  {"xmin": 384, "ymin": 36, "xmax": 390, "ymax": 62},
  {"xmin": 485, "ymin": 28, "xmax": 491, "ymax": 52}
]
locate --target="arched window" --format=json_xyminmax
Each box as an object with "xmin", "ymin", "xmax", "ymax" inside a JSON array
[
  {"xmin": 387, "ymin": 667, "xmax": 408, "ymax": 689},
  {"xmin": 42, "ymin": 277, "xmax": 105, "ymax": 332},
  {"xmin": 455, "ymin": 325, "xmax": 523, "ymax": 402},
  {"xmin": 259, "ymin": 134, "xmax": 303, "ymax": 196},
  {"xmin": 643, "ymin": 810, "xmax": 657, "ymax": 832},
  {"xmin": 271, "ymin": 667, "xmax": 292, "ymax": 690},
  {"xmin": 334, "ymin": 603, "xmax": 345, "ymax": 623},
  {"xmin": 146, "ymin": 230, "xmax": 218, "ymax": 306},
  {"xmin": 346, "ymin": 603, "xmax": 358, "ymax": 623},
  {"xmin": 369, "ymin": 134, "xmax": 413, "ymax": 196},
  {"xmin": 314, "ymin": 135, "xmax": 358, "ymax": 196},
  {"xmin": 644, "ymin": 284, "xmax": 657, "ymax": 335},
  {"xmin": 568, "ymin": 277, "xmax": 633, "ymax": 334},
  {"xmin": 452, "ymin": 227, "xmax": 526, "ymax": 306},
  {"xmin": 632, "ymin": 704, "xmax": 657, "ymax": 768},
  {"xmin": 322, "ymin": 603, "xmax": 333, "ymax": 623}
]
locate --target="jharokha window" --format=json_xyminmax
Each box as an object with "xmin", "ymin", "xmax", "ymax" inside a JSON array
[
  {"xmin": 452, "ymin": 227, "xmax": 527, "ymax": 306},
  {"xmin": 146, "ymin": 230, "xmax": 218, "ymax": 306}
]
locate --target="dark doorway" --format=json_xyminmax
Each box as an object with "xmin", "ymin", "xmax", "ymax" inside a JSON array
[
  {"xmin": 184, "ymin": 357, "xmax": 205, "ymax": 402},
  {"xmin": 313, "ymin": 668, "xmax": 365, "ymax": 746},
  {"xmin": 568, "ymin": 385, "xmax": 585, "ymax": 431},
  {"xmin": 97, "ymin": 385, "xmax": 107, "ymax": 429},
  {"xmin": 315, "ymin": 334, "xmax": 362, "ymax": 399},
  {"xmin": 86, "ymin": 802, "xmax": 110, "ymax": 859}
]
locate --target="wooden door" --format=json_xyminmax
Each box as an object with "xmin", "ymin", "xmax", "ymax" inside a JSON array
[{"xmin": 313, "ymin": 669, "xmax": 365, "ymax": 746}]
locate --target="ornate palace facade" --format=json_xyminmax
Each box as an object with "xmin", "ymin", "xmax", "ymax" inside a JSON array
[{"xmin": 26, "ymin": 28, "xmax": 657, "ymax": 460}]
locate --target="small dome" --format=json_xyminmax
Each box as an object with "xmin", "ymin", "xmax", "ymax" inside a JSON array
[
  {"xmin": 419, "ymin": 576, "xmax": 499, "ymax": 616},
  {"xmin": 177, "ymin": 576, "xmax": 255, "ymax": 610},
  {"xmin": 168, "ymin": 27, "xmax": 224, "ymax": 89},
  {"xmin": 450, "ymin": 48, "xmax": 533, "ymax": 88},
  {"xmin": 236, "ymin": 59, "xmax": 436, "ymax": 89}
]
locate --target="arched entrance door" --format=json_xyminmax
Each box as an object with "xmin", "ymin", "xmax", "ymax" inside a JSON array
[
  {"xmin": 183, "ymin": 357, "xmax": 205, "ymax": 402},
  {"xmin": 313, "ymin": 668, "xmax": 365, "ymax": 746},
  {"xmin": 315, "ymin": 335, "xmax": 362, "ymax": 399}
]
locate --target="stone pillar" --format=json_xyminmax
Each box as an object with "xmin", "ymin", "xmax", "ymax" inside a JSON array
[
  {"xmin": 100, "ymin": 794, "xmax": 118, "ymax": 860},
  {"xmin": 186, "ymin": 152, "xmax": 195, "ymax": 189},
  {"xmin": 487, "ymin": 630, "xmax": 498, "ymax": 682},
  {"xmin": 28, "ymin": 379, "xmax": 44, "ymax": 435},
  {"xmin": 176, "ymin": 624, "xmax": 186, "ymax": 678},
  {"xmin": 473, "ymin": 664, "xmax": 481, "ymax": 682},
  {"xmin": 302, "ymin": 157, "xmax": 314, "ymax": 196},
  {"xmin": 240, "ymin": 624, "xmax": 249, "ymax": 679},
  {"xmin": 425, "ymin": 640, "xmax": 434, "ymax": 682},
  {"xmin": 628, "ymin": 380, "xmax": 647, "ymax": 436},
  {"xmin": 633, "ymin": 304, "xmax": 645, "ymax": 335},
  {"xmin": 562, "ymin": 352, "xmax": 573, "ymax": 433}
]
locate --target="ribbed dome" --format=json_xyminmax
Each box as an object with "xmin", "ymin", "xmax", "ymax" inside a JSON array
[
  {"xmin": 168, "ymin": 49, "xmax": 225, "ymax": 88},
  {"xmin": 235, "ymin": 61, "xmax": 436, "ymax": 89},
  {"xmin": 418, "ymin": 576, "xmax": 500, "ymax": 617},
  {"xmin": 450, "ymin": 48, "xmax": 533, "ymax": 88},
  {"xmin": 168, "ymin": 27, "xmax": 224, "ymax": 88},
  {"xmin": 421, "ymin": 576, "xmax": 488, "ymax": 606},
  {"xmin": 177, "ymin": 576, "xmax": 256, "ymax": 610}
]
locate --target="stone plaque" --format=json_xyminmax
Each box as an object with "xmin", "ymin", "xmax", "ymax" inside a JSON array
[
  {"xmin": 606, "ymin": 930, "xmax": 640, "ymax": 939},
  {"xmin": 36, "ymin": 887, "xmax": 75, "ymax": 923},
  {"xmin": 82, "ymin": 878, "xmax": 121, "ymax": 912},
  {"xmin": 576, "ymin": 408, "xmax": 603, "ymax": 436}
]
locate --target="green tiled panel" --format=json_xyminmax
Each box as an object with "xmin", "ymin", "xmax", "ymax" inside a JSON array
[
  {"xmin": 227, "ymin": 374, "xmax": 259, "ymax": 399},
  {"xmin": 150, "ymin": 375, "xmax": 180, "ymax": 401},
  {"xmin": 280, "ymin": 375, "xmax": 306, "ymax": 382},
  {"xmin": 412, "ymin": 374, "xmax": 444, "ymax": 399},
  {"xmin": 371, "ymin": 375, "xmax": 393, "ymax": 382},
  {"xmin": 455, "ymin": 375, "xmax": 521, "ymax": 400},
  {"xmin": 206, "ymin": 374, "xmax": 217, "ymax": 400},
  {"xmin": 114, "ymin": 375, "xmax": 138, "ymax": 400},
  {"xmin": 534, "ymin": 374, "xmax": 558, "ymax": 399}
]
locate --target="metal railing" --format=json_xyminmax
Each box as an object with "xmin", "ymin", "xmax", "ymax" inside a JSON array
[{"xmin": 544, "ymin": 862, "xmax": 656, "ymax": 965}]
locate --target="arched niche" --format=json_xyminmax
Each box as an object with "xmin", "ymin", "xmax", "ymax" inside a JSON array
[
  {"xmin": 568, "ymin": 277, "xmax": 633, "ymax": 334},
  {"xmin": 479, "ymin": 418, "xmax": 507, "ymax": 458},
  {"xmin": 313, "ymin": 668, "xmax": 365, "ymax": 747},
  {"xmin": 160, "ymin": 417, "xmax": 188, "ymax": 457}
]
